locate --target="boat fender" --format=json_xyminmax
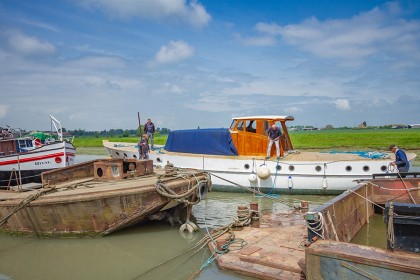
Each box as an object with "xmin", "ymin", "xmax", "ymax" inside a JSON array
[
  {"xmin": 322, "ymin": 177, "xmax": 328, "ymax": 189},
  {"xmin": 257, "ymin": 165, "xmax": 270, "ymax": 180},
  {"xmin": 288, "ymin": 176, "xmax": 293, "ymax": 189},
  {"xmin": 248, "ymin": 173, "xmax": 257, "ymax": 182}
]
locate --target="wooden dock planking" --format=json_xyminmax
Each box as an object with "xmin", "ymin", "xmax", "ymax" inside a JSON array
[{"xmin": 210, "ymin": 211, "xmax": 307, "ymax": 279}]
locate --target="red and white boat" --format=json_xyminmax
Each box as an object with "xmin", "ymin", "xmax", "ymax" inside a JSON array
[{"xmin": 0, "ymin": 116, "xmax": 76, "ymax": 187}]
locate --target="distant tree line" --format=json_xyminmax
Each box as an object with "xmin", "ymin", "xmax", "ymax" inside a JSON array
[{"xmin": 65, "ymin": 126, "xmax": 171, "ymax": 138}]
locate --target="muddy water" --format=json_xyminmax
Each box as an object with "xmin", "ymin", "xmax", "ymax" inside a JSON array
[{"xmin": 0, "ymin": 156, "xmax": 416, "ymax": 280}]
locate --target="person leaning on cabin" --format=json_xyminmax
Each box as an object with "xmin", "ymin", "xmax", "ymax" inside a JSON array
[
  {"xmin": 144, "ymin": 118, "xmax": 155, "ymax": 149},
  {"xmin": 389, "ymin": 144, "xmax": 409, "ymax": 173},
  {"xmin": 266, "ymin": 124, "xmax": 282, "ymax": 160},
  {"xmin": 138, "ymin": 134, "xmax": 150, "ymax": 159}
]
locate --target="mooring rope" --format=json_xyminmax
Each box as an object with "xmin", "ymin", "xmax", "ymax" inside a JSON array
[
  {"xmin": 304, "ymin": 211, "xmax": 325, "ymax": 240},
  {"xmin": 154, "ymin": 169, "xmax": 211, "ymax": 206},
  {"xmin": 387, "ymin": 203, "xmax": 395, "ymax": 250},
  {"xmin": 210, "ymin": 173, "xmax": 298, "ymax": 209},
  {"xmin": 0, "ymin": 188, "xmax": 54, "ymax": 227}
]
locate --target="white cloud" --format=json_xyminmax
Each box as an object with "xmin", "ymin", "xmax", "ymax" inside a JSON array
[
  {"xmin": 0, "ymin": 105, "xmax": 8, "ymax": 118},
  {"xmin": 283, "ymin": 106, "xmax": 301, "ymax": 114},
  {"xmin": 250, "ymin": 3, "xmax": 420, "ymax": 65},
  {"xmin": 4, "ymin": 30, "xmax": 56, "ymax": 56},
  {"xmin": 75, "ymin": 0, "xmax": 211, "ymax": 27},
  {"xmin": 334, "ymin": 99, "xmax": 351, "ymax": 110},
  {"xmin": 154, "ymin": 40, "xmax": 194, "ymax": 64},
  {"xmin": 235, "ymin": 33, "xmax": 276, "ymax": 46}
]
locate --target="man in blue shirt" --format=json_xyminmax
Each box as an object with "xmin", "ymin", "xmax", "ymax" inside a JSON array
[
  {"xmin": 143, "ymin": 118, "xmax": 155, "ymax": 149},
  {"xmin": 389, "ymin": 144, "xmax": 409, "ymax": 173},
  {"xmin": 266, "ymin": 124, "xmax": 281, "ymax": 159}
]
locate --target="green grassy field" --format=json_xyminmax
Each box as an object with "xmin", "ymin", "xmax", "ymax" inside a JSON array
[{"xmin": 73, "ymin": 129, "xmax": 420, "ymax": 164}]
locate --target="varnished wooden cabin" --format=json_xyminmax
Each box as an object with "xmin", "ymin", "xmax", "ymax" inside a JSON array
[{"xmin": 229, "ymin": 116, "xmax": 294, "ymax": 157}]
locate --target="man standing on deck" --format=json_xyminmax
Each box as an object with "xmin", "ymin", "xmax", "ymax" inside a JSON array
[
  {"xmin": 138, "ymin": 134, "xmax": 149, "ymax": 159},
  {"xmin": 389, "ymin": 144, "xmax": 409, "ymax": 173},
  {"xmin": 266, "ymin": 124, "xmax": 281, "ymax": 160},
  {"xmin": 144, "ymin": 118, "xmax": 155, "ymax": 149}
]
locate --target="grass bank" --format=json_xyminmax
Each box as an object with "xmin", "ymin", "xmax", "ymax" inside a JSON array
[{"xmin": 74, "ymin": 129, "xmax": 420, "ymax": 165}]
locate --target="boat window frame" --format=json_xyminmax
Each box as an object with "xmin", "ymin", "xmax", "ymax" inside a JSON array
[
  {"xmin": 236, "ymin": 120, "xmax": 245, "ymax": 131},
  {"xmin": 245, "ymin": 120, "xmax": 257, "ymax": 133}
]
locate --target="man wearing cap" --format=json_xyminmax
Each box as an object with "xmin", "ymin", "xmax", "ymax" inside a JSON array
[{"xmin": 389, "ymin": 144, "xmax": 409, "ymax": 173}]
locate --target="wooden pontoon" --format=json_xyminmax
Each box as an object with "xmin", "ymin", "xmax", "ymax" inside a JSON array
[{"xmin": 206, "ymin": 174, "xmax": 420, "ymax": 279}]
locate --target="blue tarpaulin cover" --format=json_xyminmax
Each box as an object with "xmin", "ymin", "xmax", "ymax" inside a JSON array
[{"xmin": 164, "ymin": 128, "xmax": 238, "ymax": 156}]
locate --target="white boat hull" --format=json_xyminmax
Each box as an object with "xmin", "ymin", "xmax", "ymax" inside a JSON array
[
  {"xmin": 103, "ymin": 141, "xmax": 415, "ymax": 194},
  {"xmin": 0, "ymin": 141, "xmax": 76, "ymax": 186}
]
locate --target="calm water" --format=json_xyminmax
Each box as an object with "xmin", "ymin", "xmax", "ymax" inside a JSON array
[{"xmin": 0, "ymin": 156, "xmax": 417, "ymax": 280}]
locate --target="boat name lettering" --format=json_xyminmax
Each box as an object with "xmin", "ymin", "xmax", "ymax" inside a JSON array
[{"xmin": 35, "ymin": 161, "xmax": 51, "ymax": 165}]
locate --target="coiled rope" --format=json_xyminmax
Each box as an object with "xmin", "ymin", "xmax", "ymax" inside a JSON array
[{"xmin": 154, "ymin": 169, "xmax": 211, "ymax": 206}]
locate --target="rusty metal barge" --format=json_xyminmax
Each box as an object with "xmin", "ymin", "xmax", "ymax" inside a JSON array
[
  {"xmin": 207, "ymin": 173, "xmax": 420, "ymax": 279},
  {"xmin": 0, "ymin": 159, "xmax": 211, "ymax": 237}
]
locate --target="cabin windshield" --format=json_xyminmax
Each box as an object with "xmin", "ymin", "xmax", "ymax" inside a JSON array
[
  {"xmin": 236, "ymin": 120, "xmax": 244, "ymax": 131},
  {"xmin": 229, "ymin": 120, "xmax": 235, "ymax": 130}
]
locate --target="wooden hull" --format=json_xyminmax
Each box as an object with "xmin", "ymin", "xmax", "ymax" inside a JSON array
[
  {"xmin": 304, "ymin": 177, "xmax": 420, "ymax": 279},
  {"xmin": 0, "ymin": 160, "xmax": 210, "ymax": 237}
]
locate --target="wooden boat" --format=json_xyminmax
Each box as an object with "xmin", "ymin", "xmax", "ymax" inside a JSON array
[
  {"xmin": 205, "ymin": 173, "xmax": 420, "ymax": 279},
  {"xmin": 0, "ymin": 159, "xmax": 211, "ymax": 237},
  {"xmin": 103, "ymin": 115, "xmax": 416, "ymax": 194},
  {"xmin": 304, "ymin": 173, "xmax": 420, "ymax": 279},
  {"xmin": 0, "ymin": 116, "xmax": 75, "ymax": 187}
]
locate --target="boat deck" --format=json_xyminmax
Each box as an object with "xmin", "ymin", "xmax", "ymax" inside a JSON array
[
  {"xmin": 0, "ymin": 175, "xmax": 160, "ymax": 203},
  {"xmin": 104, "ymin": 141, "xmax": 417, "ymax": 162}
]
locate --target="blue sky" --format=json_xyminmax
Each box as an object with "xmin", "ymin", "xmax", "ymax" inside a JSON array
[{"xmin": 0, "ymin": 0, "xmax": 419, "ymax": 131}]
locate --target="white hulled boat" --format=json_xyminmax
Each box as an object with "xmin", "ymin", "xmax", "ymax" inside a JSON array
[
  {"xmin": 103, "ymin": 115, "xmax": 416, "ymax": 194},
  {"xmin": 0, "ymin": 116, "xmax": 76, "ymax": 187}
]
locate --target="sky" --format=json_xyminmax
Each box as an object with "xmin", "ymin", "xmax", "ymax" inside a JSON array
[{"xmin": 0, "ymin": 0, "xmax": 419, "ymax": 131}]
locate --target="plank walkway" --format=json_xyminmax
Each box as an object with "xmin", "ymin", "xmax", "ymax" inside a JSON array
[{"xmin": 210, "ymin": 210, "xmax": 308, "ymax": 280}]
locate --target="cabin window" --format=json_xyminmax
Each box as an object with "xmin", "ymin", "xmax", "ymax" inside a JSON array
[
  {"xmin": 363, "ymin": 166, "xmax": 370, "ymax": 172},
  {"xmin": 315, "ymin": 166, "xmax": 322, "ymax": 172},
  {"xmin": 229, "ymin": 120, "xmax": 235, "ymax": 130},
  {"xmin": 236, "ymin": 121, "xmax": 244, "ymax": 131},
  {"xmin": 345, "ymin": 166, "xmax": 352, "ymax": 172},
  {"xmin": 289, "ymin": 165, "xmax": 295, "ymax": 171},
  {"xmin": 244, "ymin": 164, "xmax": 250, "ymax": 170},
  {"xmin": 276, "ymin": 165, "xmax": 281, "ymax": 171},
  {"xmin": 264, "ymin": 121, "xmax": 283, "ymax": 136},
  {"xmin": 380, "ymin": 165, "xmax": 387, "ymax": 172},
  {"xmin": 245, "ymin": 120, "xmax": 256, "ymax": 133},
  {"xmin": 18, "ymin": 139, "xmax": 27, "ymax": 148}
]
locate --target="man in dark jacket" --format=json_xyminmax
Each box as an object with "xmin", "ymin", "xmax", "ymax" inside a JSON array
[
  {"xmin": 144, "ymin": 118, "xmax": 155, "ymax": 149},
  {"xmin": 266, "ymin": 124, "xmax": 281, "ymax": 159},
  {"xmin": 389, "ymin": 144, "xmax": 409, "ymax": 173},
  {"xmin": 138, "ymin": 134, "xmax": 149, "ymax": 159}
]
